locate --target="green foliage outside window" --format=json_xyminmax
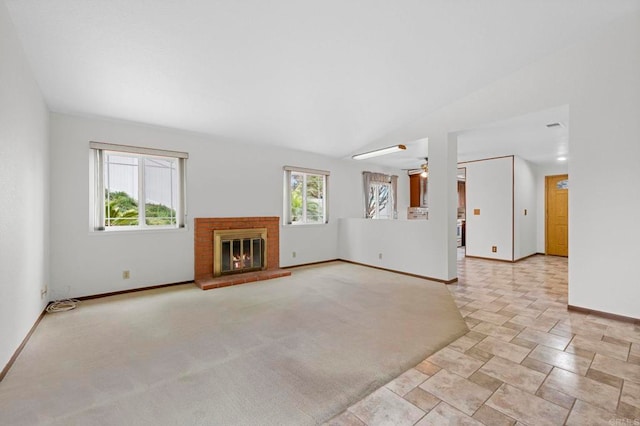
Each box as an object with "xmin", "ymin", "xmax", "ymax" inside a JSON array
[{"xmin": 105, "ymin": 190, "xmax": 176, "ymax": 227}]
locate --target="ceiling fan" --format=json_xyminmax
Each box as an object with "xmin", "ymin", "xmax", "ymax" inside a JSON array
[{"xmin": 405, "ymin": 158, "xmax": 429, "ymax": 177}]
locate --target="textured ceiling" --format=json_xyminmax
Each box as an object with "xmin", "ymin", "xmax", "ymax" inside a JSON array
[{"xmin": 6, "ymin": 0, "xmax": 640, "ymax": 163}]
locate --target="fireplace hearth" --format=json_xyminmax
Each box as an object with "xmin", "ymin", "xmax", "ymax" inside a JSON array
[{"xmin": 194, "ymin": 217, "xmax": 291, "ymax": 290}]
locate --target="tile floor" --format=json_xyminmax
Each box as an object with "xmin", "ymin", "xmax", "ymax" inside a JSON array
[{"xmin": 327, "ymin": 253, "xmax": 640, "ymax": 425}]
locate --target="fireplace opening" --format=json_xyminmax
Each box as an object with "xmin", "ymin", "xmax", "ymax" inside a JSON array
[
  {"xmin": 221, "ymin": 237, "xmax": 264, "ymax": 274},
  {"xmin": 213, "ymin": 228, "xmax": 268, "ymax": 277}
]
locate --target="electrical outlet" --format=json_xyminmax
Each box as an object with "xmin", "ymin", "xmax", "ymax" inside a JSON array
[
  {"xmin": 378, "ymin": 253, "xmax": 383, "ymax": 260},
  {"xmin": 122, "ymin": 270, "xmax": 130, "ymax": 279},
  {"xmin": 491, "ymin": 246, "xmax": 497, "ymax": 253},
  {"xmin": 40, "ymin": 286, "xmax": 47, "ymax": 299},
  {"xmin": 292, "ymin": 251, "xmax": 296, "ymax": 258}
]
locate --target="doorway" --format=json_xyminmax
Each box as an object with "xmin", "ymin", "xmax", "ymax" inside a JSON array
[{"xmin": 545, "ymin": 174, "xmax": 569, "ymax": 256}]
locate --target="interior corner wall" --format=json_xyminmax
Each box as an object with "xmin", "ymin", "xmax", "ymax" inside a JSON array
[
  {"xmin": 534, "ymin": 163, "xmax": 569, "ymax": 254},
  {"xmin": 49, "ymin": 113, "xmax": 405, "ymax": 298},
  {"xmin": 513, "ymin": 156, "xmax": 536, "ymax": 260},
  {"xmin": 460, "ymin": 156, "xmax": 513, "ymax": 261},
  {"xmin": 0, "ymin": 1, "xmax": 50, "ymax": 371}
]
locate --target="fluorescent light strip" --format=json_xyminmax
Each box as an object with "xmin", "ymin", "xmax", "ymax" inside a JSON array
[{"xmin": 352, "ymin": 144, "xmax": 406, "ymax": 160}]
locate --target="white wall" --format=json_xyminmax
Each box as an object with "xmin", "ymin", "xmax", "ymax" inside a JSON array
[
  {"xmin": 534, "ymin": 163, "xmax": 569, "ymax": 253},
  {"xmin": 371, "ymin": 11, "xmax": 640, "ymax": 318},
  {"xmin": 0, "ymin": 1, "xmax": 50, "ymax": 371},
  {"xmin": 514, "ymin": 156, "xmax": 537, "ymax": 260},
  {"xmin": 49, "ymin": 113, "xmax": 406, "ymax": 298},
  {"xmin": 338, "ymin": 218, "xmax": 450, "ymax": 281},
  {"xmin": 461, "ymin": 157, "xmax": 513, "ymax": 261}
]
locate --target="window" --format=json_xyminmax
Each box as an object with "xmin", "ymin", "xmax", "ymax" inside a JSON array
[
  {"xmin": 90, "ymin": 142, "xmax": 188, "ymax": 231},
  {"xmin": 283, "ymin": 166, "xmax": 329, "ymax": 225},
  {"xmin": 363, "ymin": 171, "xmax": 398, "ymax": 219}
]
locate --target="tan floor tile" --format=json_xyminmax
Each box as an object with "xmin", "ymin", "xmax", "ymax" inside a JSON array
[
  {"xmin": 516, "ymin": 327, "xmax": 571, "ymax": 350},
  {"xmin": 448, "ymin": 335, "xmax": 479, "ymax": 353},
  {"xmin": 427, "ymin": 347, "xmax": 484, "ymax": 378},
  {"xmin": 472, "ymin": 404, "xmax": 516, "ymax": 426},
  {"xmin": 501, "ymin": 321, "xmax": 526, "ymax": 332},
  {"xmin": 465, "ymin": 318, "xmax": 482, "ymax": 328},
  {"xmin": 566, "ymin": 335, "xmax": 630, "ymax": 361},
  {"xmin": 468, "ymin": 370, "xmax": 504, "ymax": 392},
  {"xmin": 464, "ymin": 292, "xmax": 500, "ymax": 303},
  {"xmin": 631, "ymin": 343, "xmax": 640, "ymax": 358},
  {"xmin": 471, "ymin": 322, "xmax": 519, "ymax": 342},
  {"xmin": 587, "ymin": 315, "xmax": 637, "ymax": 330},
  {"xmin": 591, "ymin": 353, "xmax": 640, "ymax": 383},
  {"xmin": 403, "ymin": 388, "xmax": 440, "ymax": 412},
  {"xmin": 465, "ymin": 330, "xmax": 488, "ymax": 341},
  {"xmin": 629, "ymin": 354, "xmax": 640, "ymax": 366},
  {"xmin": 474, "ymin": 336, "xmax": 532, "ymax": 363},
  {"xmin": 467, "ymin": 310, "xmax": 514, "ymax": 326},
  {"xmin": 551, "ymin": 322, "xmax": 604, "ymax": 340},
  {"xmin": 528, "ymin": 345, "xmax": 591, "ymax": 375},
  {"xmin": 500, "ymin": 305, "xmax": 543, "ymax": 318},
  {"xmin": 547, "ymin": 325, "xmax": 574, "ymax": 339},
  {"xmin": 535, "ymin": 384, "xmax": 576, "ymax": 409},
  {"xmin": 480, "ymin": 356, "xmax": 546, "ymax": 393},
  {"xmin": 585, "ymin": 368, "xmax": 624, "ymax": 389},
  {"xmin": 419, "ymin": 370, "xmax": 492, "ymax": 416},
  {"xmin": 621, "ymin": 380, "xmax": 640, "ymax": 409},
  {"xmin": 563, "ymin": 317, "xmax": 608, "ymax": 333},
  {"xmin": 509, "ymin": 337, "xmax": 538, "ymax": 350},
  {"xmin": 544, "ymin": 367, "xmax": 620, "ymax": 412},
  {"xmin": 486, "ymin": 384, "xmax": 569, "ymax": 425},
  {"xmin": 415, "ymin": 360, "xmax": 441, "ymax": 376},
  {"xmin": 385, "ymin": 368, "xmax": 429, "ymax": 397},
  {"xmin": 508, "ymin": 314, "xmax": 558, "ymax": 332},
  {"xmin": 460, "ymin": 307, "xmax": 476, "ymax": 317},
  {"xmin": 348, "ymin": 387, "xmax": 425, "ymax": 426},
  {"xmin": 325, "ymin": 411, "xmax": 366, "ymax": 426},
  {"xmin": 520, "ymin": 357, "xmax": 553, "ymax": 375},
  {"xmin": 415, "ymin": 402, "xmax": 484, "ymax": 426},
  {"xmin": 604, "ymin": 326, "xmax": 640, "ymax": 345},
  {"xmin": 602, "ymin": 335, "xmax": 633, "ymax": 347},
  {"xmin": 617, "ymin": 401, "xmax": 640, "ymax": 421},
  {"xmin": 465, "ymin": 347, "xmax": 494, "ymax": 363},
  {"xmin": 454, "ymin": 297, "xmax": 474, "ymax": 308},
  {"xmin": 464, "ymin": 300, "xmax": 509, "ymax": 313},
  {"xmin": 565, "ymin": 400, "xmax": 618, "ymax": 426}
]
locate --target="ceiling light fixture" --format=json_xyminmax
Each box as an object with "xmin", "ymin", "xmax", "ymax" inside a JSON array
[
  {"xmin": 420, "ymin": 160, "xmax": 429, "ymax": 178},
  {"xmin": 352, "ymin": 144, "xmax": 406, "ymax": 160},
  {"xmin": 557, "ymin": 156, "xmax": 567, "ymax": 162}
]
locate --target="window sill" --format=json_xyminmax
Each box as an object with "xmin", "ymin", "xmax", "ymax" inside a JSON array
[
  {"xmin": 282, "ymin": 222, "xmax": 330, "ymax": 227},
  {"xmin": 89, "ymin": 226, "xmax": 188, "ymax": 236}
]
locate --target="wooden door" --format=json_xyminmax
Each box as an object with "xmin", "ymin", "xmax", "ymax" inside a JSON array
[
  {"xmin": 545, "ymin": 174, "xmax": 569, "ymax": 256},
  {"xmin": 409, "ymin": 174, "xmax": 421, "ymax": 207}
]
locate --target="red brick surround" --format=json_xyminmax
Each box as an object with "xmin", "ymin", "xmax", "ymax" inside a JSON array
[{"xmin": 194, "ymin": 217, "xmax": 290, "ymax": 290}]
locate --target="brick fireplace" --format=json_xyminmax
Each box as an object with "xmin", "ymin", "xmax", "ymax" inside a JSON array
[{"xmin": 194, "ymin": 217, "xmax": 291, "ymax": 290}]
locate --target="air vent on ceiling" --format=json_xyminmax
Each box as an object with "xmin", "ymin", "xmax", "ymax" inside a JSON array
[{"xmin": 546, "ymin": 122, "xmax": 564, "ymax": 128}]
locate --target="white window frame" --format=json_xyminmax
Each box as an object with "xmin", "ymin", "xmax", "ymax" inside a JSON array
[
  {"xmin": 369, "ymin": 182, "xmax": 393, "ymax": 219},
  {"xmin": 90, "ymin": 142, "xmax": 188, "ymax": 231},
  {"xmin": 283, "ymin": 166, "xmax": 330, "ymax": 225},
  {"xmin": 363, "ymin": 171, "xmax": 398, "ymax": 220}
]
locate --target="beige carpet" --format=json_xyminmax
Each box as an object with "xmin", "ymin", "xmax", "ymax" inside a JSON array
[{"xmin": 0, "ymin": 261, "xmax": 467, "ymax": 425}]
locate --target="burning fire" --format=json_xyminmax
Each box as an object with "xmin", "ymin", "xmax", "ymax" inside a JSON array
[{"xmin": 233, "ymin": 253, "xmax": 251, "ymax": 269}]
